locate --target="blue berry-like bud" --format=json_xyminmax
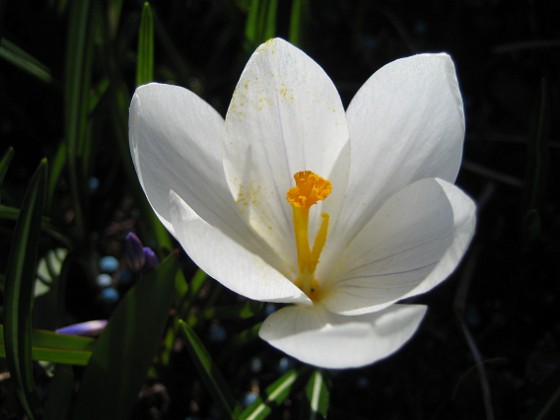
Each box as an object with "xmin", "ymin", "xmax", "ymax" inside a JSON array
[
  {"xmin": 100, "ymin": 287, "xmax": 119, "ymax": 304},
  {"xmin": 124, "ymin": 232, "xmax": 145, "ymax": 272},
  {"xmin": 99, "ymin": 255, "xmax": 119, "ymax": 274},
  {"xmin": 143, "ymin": 247, "xmax": 159, "ymax": 271}
]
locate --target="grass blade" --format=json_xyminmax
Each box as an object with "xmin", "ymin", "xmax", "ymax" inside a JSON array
[
  {"xmin": 179, "ymin": 319, "xmax": 239, "ymax": 418},
  {"xmin": 264, "ymin": 0, "xmax": 278, "ymax": 40},
  {"xmin": 0, "ymin": 146, "xmax": 14, "ymax": 203},
  {"xmin": 64, "ymin": 0, "xmax": 93, "ymax": 244},
  {"xmin": 0, "ymin": 325, "xmax": 95, "ymax": 365},
  {"xmin": 136, "ymin": 2, "xmax": 154, "ymax": 86},
  {"xmin": 239, "ymin": 369, "xmax": 300, "ymax": 420},
  {"xmin": 289, "ymin": 0, "xmax": 309, "ymax": 46},
  {"xmin": 303, "ymin": 370, "xmax": 330, "ymax": 419},
  {"xmin": 2, "ymin": 158, "xmax": 48, "ymax": 419},
  {"xmin": 245, "ymin": 0, "xmax": 261, "ymax": 48},
  {"xmin": 0, "ymin": 204, "xmax": 71, "ymax": 248},
  {"xmin": 245, "ymin": 0, "xmax": 277, "ymax": 51},
  {"xmin": 0, "ymin": 146, "xmax": 14, "ymax": 186},
  {"xmin": 72, "ymin": 253, "xmax": 178, "ymax": 420},
  {"xmin": 0, "ymin": 38, "xmax": 53, "ymax": 84},
  {"xmin": 46, "ymin": 142, "xmax": 66, "ymax": 210}
]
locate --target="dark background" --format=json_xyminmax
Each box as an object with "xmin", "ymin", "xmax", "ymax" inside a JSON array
[{"xmin": 1, "ymin": 0, "xmax": 559, "ymax": 418}]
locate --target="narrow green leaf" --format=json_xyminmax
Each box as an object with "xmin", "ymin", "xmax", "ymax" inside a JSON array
[
  {"xmin": 0, "ymin": 146, "xmax": 14, "ymax": 203},
  {"xmin": 245, "ymin": 0, "xmax": 260, "ymax": 46},
  {"xmin": 46, "ymin": 139, "xmax": 66, "ymax": 209},
  {"xmin": 289, "ymin": 0, "xmax": 308, "ymax": 46},
  {"xmin": 0, "ymin": 38, "xmax": 53, "ymax": 83},
  {"xmin": 31, "ymin": 328, "xmax": 95, "ymax": 352},
  {"xmin": 136, "ymin": 2, "xmax": 154, "ymax": 86},
  {"xmin": 0, "ymin": 326, "xmax": 94, "ymax": 366},
  {"xmin": 179, "ymin": 319, "xmax": 239, "ymax": 418},
  {"xmin": 304, "ymin": 370, "xmax": 330, "ymax": 419},
  {"xmin": 178, "ymin": 270, "xmax": 208, "ymax": 325},
  {"xmin": 2, "ymin": 159, "xmax": 48, "ymax": 419},
  {"xmin": 239, "ymin": 369, "xmax": 299, "ymax": 420},
  {"xmin": 264, "ymin": 0, "xmax": 278, "ymax": 40},
  {"xmin": 107, "ymin": 0, "xmax": 124, "ymax": 38},
  {"xmin": 245, "ymin": 0, "xmax": 277, "ymax": 51},
  {"xmin": 72, "ymin": 254, "xmax": 178, "ymax": 420},
  {"xmin": 0, "ymin": 204, "xmax": 71, "ymax": 248},
  {"xmin": 0, "ymin": 146, "xmax": 14, "ymax": 186},
  {"xmin": 64, "ymin": 0, "xmax": 93, "ymax": 243}
]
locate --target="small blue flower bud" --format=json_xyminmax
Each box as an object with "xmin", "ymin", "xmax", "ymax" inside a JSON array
[
  {"xmin": 142, "ymin": 247, "xmax": 159, "ymax": 271},
  {"xmin": 124, "ymin": 232, "xmax": 145, "ymax": 272}
]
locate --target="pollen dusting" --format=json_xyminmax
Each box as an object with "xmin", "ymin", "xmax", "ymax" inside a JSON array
[
  {"xmin": 278, "ymin": 82, "xmax": 295, "ymax": 104},
  {"xmin": 235, "ymin": 182, "xmax": 263, "ymax": 216},
  {"xmin": 257, "ymin": 96, "xmax": 273, "ymax": 110}
]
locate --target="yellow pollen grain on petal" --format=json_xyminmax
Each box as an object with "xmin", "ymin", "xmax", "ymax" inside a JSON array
[{"xmin": 286, "ymin": 170, "xmax": 332, "ymax": 209}]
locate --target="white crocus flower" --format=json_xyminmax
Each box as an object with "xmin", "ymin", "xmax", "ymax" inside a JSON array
[{"xmin": 129, "ymin": 38, "xmax": 476, "ymax": 369}]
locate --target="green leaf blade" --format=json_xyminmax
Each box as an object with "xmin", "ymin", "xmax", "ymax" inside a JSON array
[
  {"xmin": 136, "ymin": 2, "xmax": 155, "ymax": 86},
  {"xmin": 2, "ymin": 159, "xmax": 48, "ymax": 419},
  {"xmin": 239, "ymin": 369, "xmax": 299, "ymax": 420},
  {"xmin": 0, "ymin": 39, "xmax": 53, "ymax": 84},
  {"xmin": 64, "ymin": 0, "xmax": 93, "ymax": 242},
  {"xmin": 179, "ymin": 319, "xmax": 239, "ymax": 418},
  {"xmin": 1, "ymin": 326, "xmax": 95, "ymax": 365},
  {"xmin": 304, "ymin": 370, "xmax": 330, "ymax": 419},
  {"xmin": 0, "ymin": 146, "xmax": 15, "ymax": 187},
  {"xmin": 72, "ymin": 254, "xmax": 178, "ymax": 420}
]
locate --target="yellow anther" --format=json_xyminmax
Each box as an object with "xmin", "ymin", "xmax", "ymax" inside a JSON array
[
  {"xmin": 286, "ymin": 171, "xmax": 331, "ymax": 301},
  {"xmin": 287, "ymin": 170, "xmax": 332, "ymax": 209}
]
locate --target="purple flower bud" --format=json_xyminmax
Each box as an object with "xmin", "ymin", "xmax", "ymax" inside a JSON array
[
  {"xmin": 124, "ymin": 232, "xmax": 145, "ymax": 272},
  {"xmin": 142, "ymin": 246, "xmax": 159, "ymax": 271},
  {"xmin": 56, "ymin": 320, "xmax": 108, "ymax": 337}
]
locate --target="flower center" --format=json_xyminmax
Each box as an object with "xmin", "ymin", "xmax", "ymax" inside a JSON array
[{"xmin": 286, "ymin": 170, "xmax": 332, "ymax": 301}]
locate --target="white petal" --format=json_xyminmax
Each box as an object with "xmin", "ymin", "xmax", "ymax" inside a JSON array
[
  {"xmin": 329, "ymin": 53, "xmax": 465, "ymax": 252},
  {"xmin": 223, "ymin": 38, "xmax": 350, "ymax": 272},
  {"xmin": 129, "ymin": 83, "xmax": 233, "ymax": 236},
  {"xmin": 130, "ymin": 83, "xmax": 291, "ymax": 273},
  {"xmin": 169, "ymin": 191, "xmax": 310, "ymax": 304},
  {"xmin": 259, "ymin": 304, "xmax": 427, "ymax": 369},
  {"xmin": 321, "ymin": 178, "xmax": 475, "ymax": 315},
  {"xmin": 402, "ymin": 178, "xmax": 476, "ymax": 298}
]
